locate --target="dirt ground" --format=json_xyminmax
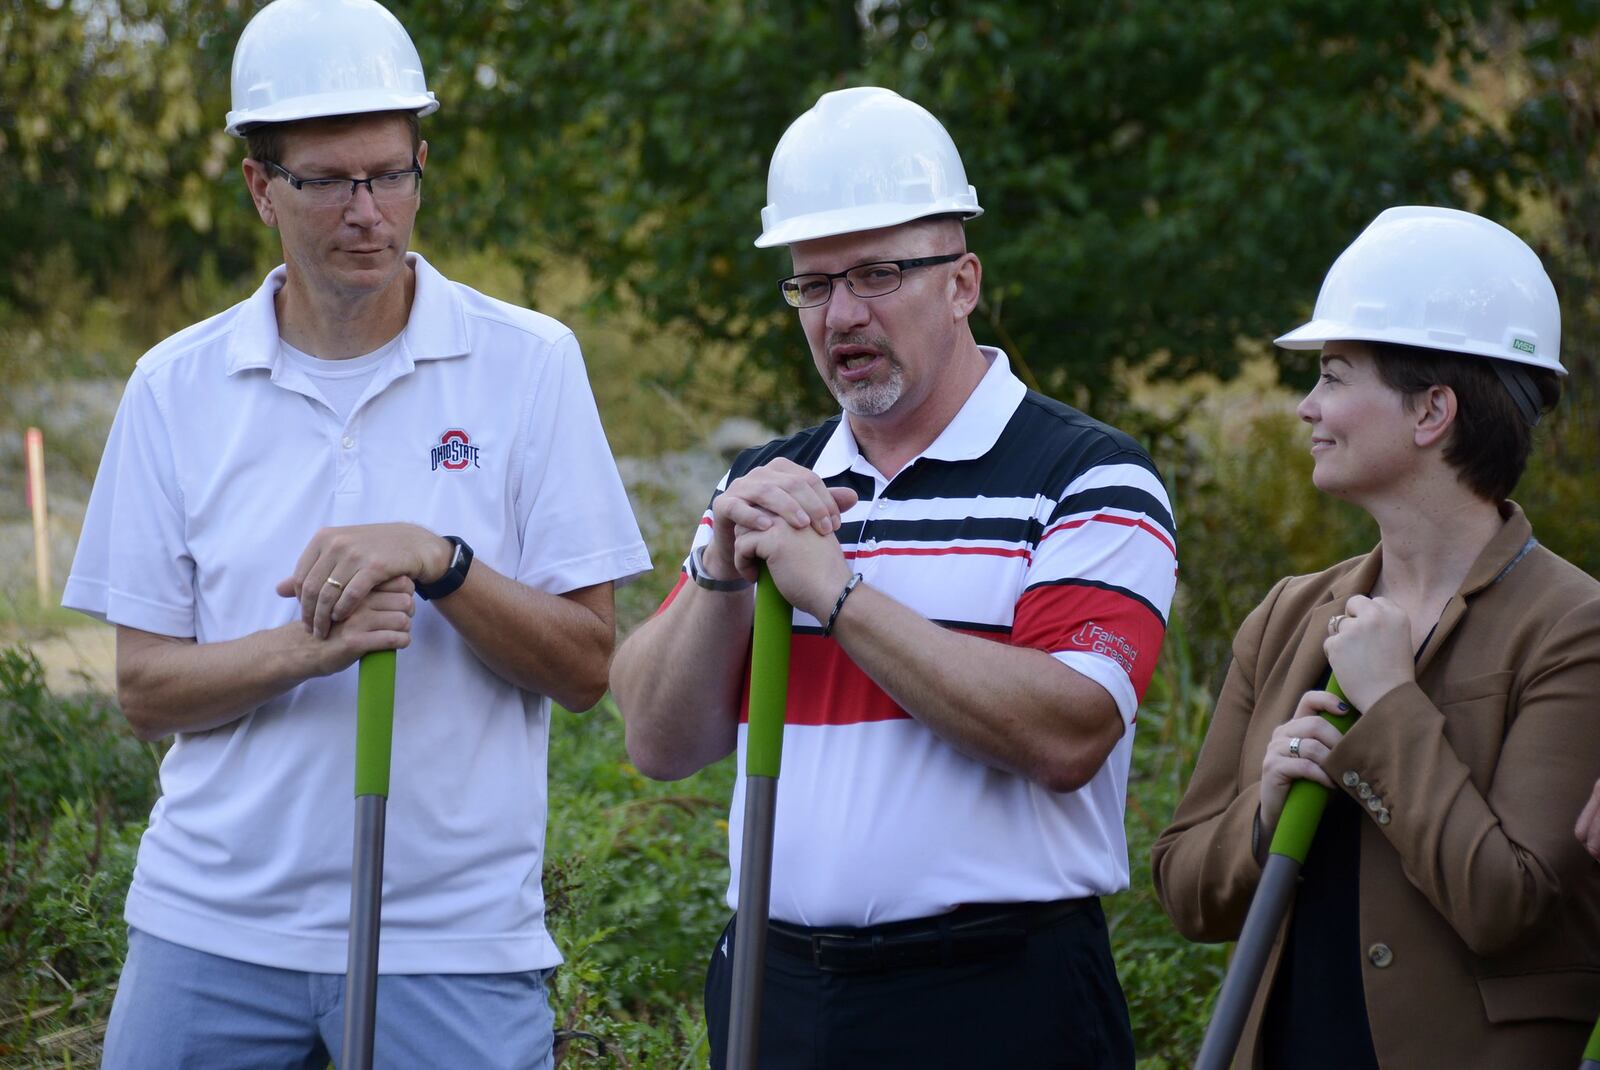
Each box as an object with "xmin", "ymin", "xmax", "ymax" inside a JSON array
[{"xmin": 28, "ymin": 622, "xmax": 117, "ymax": 695}]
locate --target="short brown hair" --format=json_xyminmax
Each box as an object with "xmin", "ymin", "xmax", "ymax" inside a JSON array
[
  {"xmin": 1370, "ymin": 341, "xmax": 1561, "ymax": 502},
  {"xmin": 246, "ymin": 111, "xmax": 422, "ymax": 166}
]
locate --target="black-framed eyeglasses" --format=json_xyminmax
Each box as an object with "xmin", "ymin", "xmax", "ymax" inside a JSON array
[
  {"xmin": 778, "ymin": 253, "xmax": 964, "ymax": 309},
  {"xmin": 265, "ymin": 159, "xmax": 423, "ymax": 208}
]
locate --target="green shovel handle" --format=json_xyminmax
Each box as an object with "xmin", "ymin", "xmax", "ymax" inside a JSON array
[
  {"xmin": 1266, "ymin": 674, "xmax": 1358, "ymax": 863},
  {"xmin": 354, "ymin": 651, "xmax": 397, "ymax": 798},
  {"xmin": 745, "ymin": 569, "xmax": 792, "ymax": 779},
  {"xmin": 1585, "ymin": 1015, "xmax": 1600, "ymax": 1062}
]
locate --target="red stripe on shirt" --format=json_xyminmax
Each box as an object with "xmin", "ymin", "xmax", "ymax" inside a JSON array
[
  {"xmin": 1012, "ymin": 583, "xmax": 1165, "ymax": 700},
  {"xmin": 737, "ymin": 627, "xmax": 1011, "ymax": 727},
  {"xmin": 657, "ymin": 571, "xmax": 690, "ymax": 613},
  {"xmin": 844, "ymin": 544, "xmax": 1033, "ymax": 561},
  {"xmin": 1044, "ymin": 512, "xmax": 1177, "ymax": 557}
]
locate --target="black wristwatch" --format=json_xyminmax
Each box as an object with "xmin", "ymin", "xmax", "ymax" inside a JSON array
[{"xmin": 417, "ymin": 535, "xmax": 473, "ymax": 601}]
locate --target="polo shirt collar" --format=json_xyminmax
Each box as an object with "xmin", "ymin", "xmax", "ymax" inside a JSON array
[
  {"xmin": 812, "ymin": 346, "xmax": 1026, "ymax": 477},
  {"xmin": 224, "ymin": 252, "xmax": 470, "ymax": 376}
]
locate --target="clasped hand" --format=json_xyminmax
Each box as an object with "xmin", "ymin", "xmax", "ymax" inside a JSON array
[
  {"xmin": 275, "ymin": 522, "xmax": 447, "ymax": 639},
  {"xmin": 705, "ymin": 458, "xmax": 859, "ymax": 619},
  {"xmin": 1259, "ymin": 594, "xmax": 1415, "ymax": 835}
]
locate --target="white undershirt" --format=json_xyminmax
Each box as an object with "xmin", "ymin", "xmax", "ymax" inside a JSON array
[{"xmin": 279, "ymin": 336, "xmax": 402, "ymax": 422}]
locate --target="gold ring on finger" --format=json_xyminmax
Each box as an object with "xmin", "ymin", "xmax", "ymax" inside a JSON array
[{"xmin": 325, "ymin": 577, "xmax": 345, "ymax": 590}]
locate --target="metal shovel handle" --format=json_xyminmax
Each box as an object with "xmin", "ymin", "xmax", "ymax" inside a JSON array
[
  {"xmin": 343, "ymin": 651, "xmax": 396, "ymax": 1070},
  {"xmin": 727, "ymin": 571, "xmax": 792, "ymax": 1070},
  {"xmin": 1195, "ymin": 674, "xmax": 1357, "ymax": 1070}
]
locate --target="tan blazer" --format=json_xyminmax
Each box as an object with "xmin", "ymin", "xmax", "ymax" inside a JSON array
[{"xmin": 1152, "ymin": 504, "xmax": 1600, "ymax": 1067}]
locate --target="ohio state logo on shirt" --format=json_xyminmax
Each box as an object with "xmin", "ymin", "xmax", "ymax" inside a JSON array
[{"xmin": 430, "ymin": 428, "xmax": 481, "ymax": 471}]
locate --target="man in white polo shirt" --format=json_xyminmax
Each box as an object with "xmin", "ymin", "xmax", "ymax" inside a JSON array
[
  {"xmin": 63, "ymin": 1, "xmax": 648, "ymax": 1066},
  {"xmin": 611, "ymin": 87, "xmax": 1176, "ymax": 1069}
]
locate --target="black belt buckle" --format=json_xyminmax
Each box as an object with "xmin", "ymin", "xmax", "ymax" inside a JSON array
[{"xmin": 808, "ymin": 931, "xmax": 850, "ymax": 971}]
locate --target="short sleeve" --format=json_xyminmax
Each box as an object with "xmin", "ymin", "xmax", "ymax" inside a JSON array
[
  {"xmin": 62, "ymin": 368, "xmax": 197, "ymax": 637},
  {"xmin": 511, "ymin": 332, "xmax": 651, "ymax": 594},
  {"xmin": 1012, "ymin": 454, "xmax": 1177, "ymax": 722}
]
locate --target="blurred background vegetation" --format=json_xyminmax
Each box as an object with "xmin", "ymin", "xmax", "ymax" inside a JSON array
[{"xmin": 2, "ymin": 0, "xmax": 1598, "ymax": 1065}]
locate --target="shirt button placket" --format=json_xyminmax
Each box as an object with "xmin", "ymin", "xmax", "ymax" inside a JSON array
[{"xmin": 335, "ymin": 421, "xmax": 362, "ymax": 508}]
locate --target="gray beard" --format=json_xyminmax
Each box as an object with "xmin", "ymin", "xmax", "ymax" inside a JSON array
[{"xmin": 829, "ymin": 357, "xmax": 904, "ymax": 417}]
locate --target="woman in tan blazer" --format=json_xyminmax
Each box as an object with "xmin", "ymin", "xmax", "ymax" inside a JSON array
[{"xmin": 1152, "ymin": 206, "xmax": 1600, "ymax": 1068}]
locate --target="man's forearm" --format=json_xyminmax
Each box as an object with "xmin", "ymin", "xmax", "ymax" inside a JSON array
[
  {"xmin": 828, "ymin": 584, "xmax": 1125, "ymax": 792},
  {"xmin": 431, "ymin": 564, "xmax": 615, "ymax": 711},
  {"xmin": 611, "ymin": 583, "xmax": 756, "ymax": 780},
  {"xmin": 116, "ymin": 622, "xmax": 334, "ymax": 741}
]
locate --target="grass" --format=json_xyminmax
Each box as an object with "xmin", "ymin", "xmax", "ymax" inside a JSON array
[{"xmin": 0, "ymin": 630, "xmax": 1229, "ymax": 1068}]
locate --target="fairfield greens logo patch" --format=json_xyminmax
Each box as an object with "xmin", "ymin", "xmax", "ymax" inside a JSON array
[
  {"xmin": 430, "ymin": 429, "xmax": 481, "ymax": 472},
  {"xmin": 1070, "ymin": 621, "xmax": 1138, "ymax": 676}
]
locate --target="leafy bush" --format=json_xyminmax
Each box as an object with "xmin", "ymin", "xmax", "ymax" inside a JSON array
[{"xmin": 0, "ymin": 647, "xmax": 157, "ymax": 1064}]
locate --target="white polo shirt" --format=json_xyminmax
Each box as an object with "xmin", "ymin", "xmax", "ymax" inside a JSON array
[{"xmin": 65, "ymin": 253, "xmax": 651, "ymax": 974}]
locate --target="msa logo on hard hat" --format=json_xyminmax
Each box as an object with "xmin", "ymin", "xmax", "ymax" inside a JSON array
[{"xmin": 1512, "ymin": 338, "xmax": 1537, "ymax": 355}]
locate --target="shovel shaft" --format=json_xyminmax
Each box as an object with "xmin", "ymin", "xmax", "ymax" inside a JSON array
[
  {"xmin": 727, "ymin": 570, "xmax": 792, "ymax": 1070},
  {"xmin": 1195, "ymin": 853, "xmax": 1301, "ymax": 1070},
  {"xmin": 728, "ymin": 776, "xmax": 778, "ymax": 1069},
  {"xmin": 1196, "ymin": 672, "xmax": 1356, "ymax": 1067},
  {"xmin": 344, "ymin": 652, "xmax": 397, "ymax": 1070},
  {"xmin": 343, "ymin": 795, "xmax": 386, "ymax": 1069}
]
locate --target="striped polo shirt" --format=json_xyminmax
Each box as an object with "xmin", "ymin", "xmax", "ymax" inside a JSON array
[{"xmin": 670, "ymin": 349, "xmax": 1176, "ymax": 926}]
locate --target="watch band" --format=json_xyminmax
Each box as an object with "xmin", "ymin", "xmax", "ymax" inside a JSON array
[
  {"xmin": 688, "ymin": 544, "xmax": 753, "ymax": 592},
  {"xmin": 416, "ymin": 535, "xmax": 473, "ymax": 601}
]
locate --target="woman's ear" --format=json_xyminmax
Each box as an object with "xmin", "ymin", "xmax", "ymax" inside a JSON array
[{"xmin": 1413, "ymin": 384, "xmax": 1458, "ymax": 449}]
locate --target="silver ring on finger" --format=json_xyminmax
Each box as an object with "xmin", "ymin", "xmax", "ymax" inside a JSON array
[
  {"xmin": 1288, "ymin": 736, "xmax": 1302, "ymax": 759},
  {"xmin": 1327, "ymin": 613, "xmax": 1346, "ymax": 636}
]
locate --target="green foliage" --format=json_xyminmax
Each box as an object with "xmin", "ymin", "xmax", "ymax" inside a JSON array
[
  {"xmin": 393, "ymin": 0, "xmax": 1542, "ymax": 421},
  {"xmin": 1116, "ymin": 622, "xmax": 1229, "ymax": 1067},
  {"xmin": 0, "ymin": 649, "xmax": 157, "ymax": 847},
  {"xmin": 0, "ymin": 1, "xmax": 267, "ymax": 389},
  {"xmin": 543, "ymin": 700, "xmax": 734, "ymax": 1035},
  {"xmin": 0, "ymin": 648, "xmax": 157, "ymax": 1063},
  {"xmin": 10, "ymin": 2, "xmax": 1600, "ymax": 425}
]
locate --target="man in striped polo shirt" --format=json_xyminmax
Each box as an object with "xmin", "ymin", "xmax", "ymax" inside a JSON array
[{"xmin": 611, "ymin": 87, "xmax": 1175, "ymax": 1069}]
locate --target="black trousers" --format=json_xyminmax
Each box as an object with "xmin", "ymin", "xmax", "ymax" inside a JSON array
[{"xmin": 704, "ymin": 899, "xmax": 1134, "ymax": 1070}]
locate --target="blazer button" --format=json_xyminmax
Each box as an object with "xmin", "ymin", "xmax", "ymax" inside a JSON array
[
  {"xmin": 1376, "ymin": 808, "xmax": 1392, "ymax": 826},
  {"xmin": 1343, "ymin": 771, "xmax": 1361, "ymax": 788},
  {"xmin": 1368, "ymin": 943, "xmax": 1394, "ymax": 968},
  {"xmin": 1357, "ymin": 782, "xmax": 1374, "ymax": 799},
  {"xmin": 1366, "ymin": 796, "xmax": 1383, "ymax": 812}
]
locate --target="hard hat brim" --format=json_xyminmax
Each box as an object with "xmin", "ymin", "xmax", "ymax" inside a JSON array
[
  {"xmin": 1274, "ymin": 318, "xmax": 1567, "ymax": 375},
  {"xmin": 755, "ymin": 200, "xmax": 982, "ymax": 249},
  {"xmin": 226, "ymin": 90, "xmax": 439, "ymax": 138}
]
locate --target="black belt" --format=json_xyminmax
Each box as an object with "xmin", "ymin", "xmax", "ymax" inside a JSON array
[{"xmin": 765, "ymin": 897, "xmax": 1096, "ymax": 974}]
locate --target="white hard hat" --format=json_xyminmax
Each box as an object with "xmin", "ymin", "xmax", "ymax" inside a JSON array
[
  {"xmin": 224, "ymin": 0, "xmax": 439, "ymax": 138},
  {"xmin": 1275, "ymin": 205, "xmax": 1564, "ymax": 375},
  {"xmin": 755, "ymin": 87, "xmax": 982, "ymax": 249}
]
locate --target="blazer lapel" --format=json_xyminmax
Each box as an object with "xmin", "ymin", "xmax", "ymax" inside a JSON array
[{"xmin": 1414, "ymin": 502, "xmax": 1535, "ymax": 678}]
